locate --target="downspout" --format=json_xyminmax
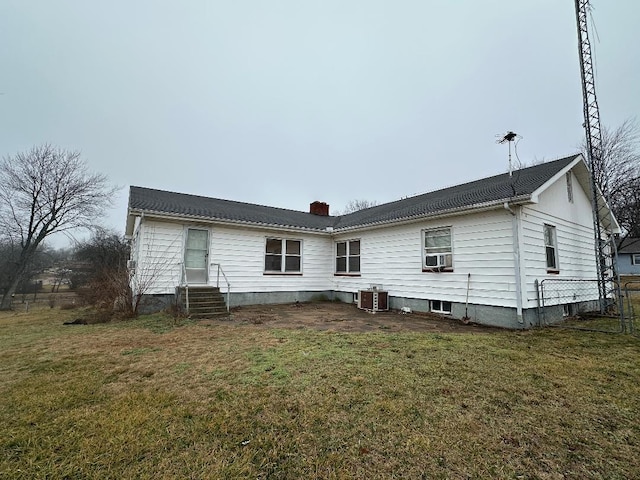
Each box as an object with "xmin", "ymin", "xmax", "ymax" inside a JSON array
[{"xmin": 504, "ymin": 202, "xmax": 524, "ymax": 325}]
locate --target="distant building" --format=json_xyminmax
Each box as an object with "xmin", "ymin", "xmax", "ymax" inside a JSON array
[{"xmin": 617, "ymin": 237, "xmax": 640, "ymax": 276}]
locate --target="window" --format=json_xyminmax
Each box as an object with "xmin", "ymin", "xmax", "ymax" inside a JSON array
[
  {"xmin": 264, "ymin": 238, "xmax": 301, "ymax": 273},
  {"xmin": 544, "ymin": 224, "xmax": 559, "ymax": 272},
  {"xmin": 431, "ymin": 300, "xmax": 452, "ymax": 314},
  {"xmin": 632, "ymin": 254, "xmax": 640, "ymax": 266},
  {"xmin": 336, "ymin": 239, "xmax": 360, "ymax": 274},
  {"xmin": 566, "ymin": 172, "xmax": 574, "ymax": 203},
  {"xmin": 423, "ymin": 227, "xmax": 453, "ymax": 271}
]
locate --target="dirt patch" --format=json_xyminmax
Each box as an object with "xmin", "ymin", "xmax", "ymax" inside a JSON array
[{"xmin": 200, "ymin": 302, "xmax": 499, "ymax": 333}]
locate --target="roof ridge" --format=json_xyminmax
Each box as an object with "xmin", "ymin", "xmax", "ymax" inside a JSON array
[
  {"xmin": 402, "ymin": 154, "xmax": 578, "ymax": 201},
  {"xmin": 336, "ymin": 154, "xmax": 580, "ymax": 223},
  {"xmin": 129, "ymin": 185, "xmax": 335, "ymax": 217},
  {"xmin": 128, "ymin": 153, "xmax": 582, "ymax": 232}
]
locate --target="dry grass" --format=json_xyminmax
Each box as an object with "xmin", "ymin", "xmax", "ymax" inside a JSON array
[{"xmin": 1, "ymin": 305, "xmax": 640, "ymax": 479}]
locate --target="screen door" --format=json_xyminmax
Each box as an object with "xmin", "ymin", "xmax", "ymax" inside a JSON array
[{"xmin": 184, "ymin": 229, "xmax": 208, "ymax": 284}]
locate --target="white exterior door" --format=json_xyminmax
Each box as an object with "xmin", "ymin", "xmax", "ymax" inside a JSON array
[{"xmin": 184, "ymin": 228, "xmax": 209, "ymax": 284}]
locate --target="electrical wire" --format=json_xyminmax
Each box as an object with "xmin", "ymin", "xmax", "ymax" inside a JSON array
[
  {"xmin": 587, "ymin": 4, "xmax": 600, "ymax": 87},
  {"xmin": 514, "ymin": 135, "xmax": 523, "ymax": 168},
  {"xmin": 511, "ymin": 135, "xmax": 524, "ymax": 196}
]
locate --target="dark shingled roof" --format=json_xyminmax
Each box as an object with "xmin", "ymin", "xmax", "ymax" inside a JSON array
[
  {"xmin": 334, "ymin": 155, "xmax": 578, "ymax": 229},
  {"xmin": 128, "ymin": 187, "xmax": 335, "ymax": 230},
  {"xmin": 128, "ymin": 154, "xmax": 579, "ymax": 232},
  {"xmin": 617, "ymin": 237, "xmax": 640, "ymax": 254}
]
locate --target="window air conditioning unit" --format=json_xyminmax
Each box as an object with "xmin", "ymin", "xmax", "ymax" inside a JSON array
[
  {"xmin": 425, "ymin": 254, "xmax": 448, "ymax": 268},
  {"xmin": 127, "ymin": 260, "xmax": 136, "ymax": 270},
  {"xmin": 358, "ymin": 288, "xmax": 389, "ymax": 313}
]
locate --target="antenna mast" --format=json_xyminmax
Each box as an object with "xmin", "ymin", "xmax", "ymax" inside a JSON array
[
  {"xmin": 497, "ymin": 131, "xmax": 519, "ymax": 177},
  {"xmin": 574, "ymin": 0, "xmax": 621, "ymax": 315}
]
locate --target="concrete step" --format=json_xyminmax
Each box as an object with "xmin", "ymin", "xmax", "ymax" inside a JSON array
[
  {"xmin": 185, "ymin": 296, "xmax": 226, "ymax": 304},
  {"xmin": 187, "ymin": 303, "xmax": 227, "ymax": 311},
  {"xmin": 177, "ymin": 286, "xmax": 228, "ymax": 317},
  {"xmin": 188, "ymin": 310, "xmax": 229, "ymax": 319},
  {"xmin": 179, "ymin": 286, "xmax": 220, "ymax": 293}
]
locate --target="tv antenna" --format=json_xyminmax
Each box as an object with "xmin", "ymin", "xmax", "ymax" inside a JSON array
[{"xmin": 496, "ymin": 131, "xmax": 521, "ymax": 177}]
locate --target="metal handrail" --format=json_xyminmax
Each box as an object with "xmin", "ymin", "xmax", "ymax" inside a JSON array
[
  {"xmin": 211, "ymin": 263, "xmax": 231, "ymax": 313},
  {"xmin": 180, "ymin": 262, "xmax": 231, "ymax": 314},
  {"xmin": 180, "ymin": 262, "xmax": 190, "ymax": 314}
]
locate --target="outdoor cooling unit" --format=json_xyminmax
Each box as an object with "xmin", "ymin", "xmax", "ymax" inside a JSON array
[{"xmin": 357, "ymin": 285, "xmax": 388, "ymax": 313}]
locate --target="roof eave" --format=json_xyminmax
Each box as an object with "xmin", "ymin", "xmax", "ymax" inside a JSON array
[
  {"xmin": 529, "ymin": 154, "xmax": 582, "ymax": 202},
  {"xmin": 333, "ymin": 194, "xmax": 533, "ymax": 233},
  {"xmin": 129, "ymin": 194, "xmax": 536, "ymax": 235},
  {"xmin": 126, "ymin": 208, "xmax": 331, "ymax": 235},
  {"xmin": 531, "ymin": 154, "xmax": 621, "ymax": 234},
  {"xmin": 125, "ymin": 210, "xmax": 137, "ymax": 237}
]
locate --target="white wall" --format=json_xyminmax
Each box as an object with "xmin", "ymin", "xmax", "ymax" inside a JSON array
[
  {"xmin": 521, "ymin": 170, "xmax": 598, "ymax": 307},
  {"xmin": 133, "ymin": 219, "xmax": 334, "ymax": 295},
  {"xmin": 210, "ymin": 226, "xmax": 333, "ymax": 293},
  {"xmin": 134, "ymin": 219, "xmax": 184, "ymax": 295},
  {"xmin": 332, "ymin": 209, "xmax": 519, "ymax": 308}
]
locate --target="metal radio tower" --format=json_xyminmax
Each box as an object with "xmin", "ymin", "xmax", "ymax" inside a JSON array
[{"xmin": 574, "ymin": 0, "xmax": 621, "ymax": 316}]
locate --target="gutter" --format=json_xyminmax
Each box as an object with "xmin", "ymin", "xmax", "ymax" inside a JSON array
[
  {"xmin": 127, "ymin": 193, "xmax": 535, "ymax": 238},
  {"xmin": 504, "ymin": 202, "xmax": 524, "ymax": 325},
  {"xmin": 334, "ymin": 194, "xmax": 533, "ymax": 234},
  {"xmin": 126, "ymin": 209, "xmax": 332, "ymax": 236}
]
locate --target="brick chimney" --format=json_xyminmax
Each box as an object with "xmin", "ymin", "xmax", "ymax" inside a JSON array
[{"xmin": 310, "ymin": 201, "xmax": 329, "ymax": 216}]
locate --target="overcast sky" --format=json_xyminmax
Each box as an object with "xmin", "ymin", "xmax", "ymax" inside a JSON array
[{"xmin": 1, "ymin": 1, "xmax": 638, "ymax": 248}]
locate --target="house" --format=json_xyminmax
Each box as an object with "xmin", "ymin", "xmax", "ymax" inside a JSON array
[
  {"xmin": 617, "ymin": 237, "xmax": 640, "ymax": 276},
  {"xmin": 125, "ymin": 154, "xmax": 619, "ymax": 329}
]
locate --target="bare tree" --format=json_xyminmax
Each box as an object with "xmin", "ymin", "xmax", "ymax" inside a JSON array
[
  {"xmin": 72, "ymin": 229, "xmax": 131, "ymax": 314},
  {"xmin": 129, "ymin": 226, "xmax": 183, "ymax": 317},
  {"xmin": 74, "ymin": 228, "xmax": 130, "ymax": 278},
  {"xmin": 73, "ymin": 226, "xmax": 180, "ymax": 318},
  {"xmin": 0, "ymin": 239, "xmax": 52, "ymax": 298},
  {"xmin": 337, "ymin": 199, "xmax": 378, "ymax": 215},
  {"xmin": 0, "ymin": 144, "xmax": 116, "ymax": 309},
  {"xmin": 582, "ymin": 118, "xmax": 640, "ymax": 240}
]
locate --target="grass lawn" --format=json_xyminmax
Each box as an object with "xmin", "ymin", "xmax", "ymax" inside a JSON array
[{"xmin": 1, "ymin": 306, "xmax": 639, "ymax": 479}]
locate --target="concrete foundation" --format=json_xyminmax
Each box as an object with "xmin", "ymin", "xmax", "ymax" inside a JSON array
[
  {"xmin": 137, "ymin": 290, "xmax": 590, "ymax": 329},
  {"xmin": 537, "ymin": 299, "xmax": 601, "ymax": 326},
  {"xmin": 228, "ymin": 290, "xmax": 336, "ymax": 307},
  {"xmin": 388, "ymin": 296, "xmax": 527, "ymax": 329},
  {"xmin": 136, "ymin": 294, "xmax": 176, "ymax": 315}
]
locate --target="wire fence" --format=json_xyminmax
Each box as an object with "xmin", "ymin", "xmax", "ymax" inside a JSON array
[
  {"xmin": 537, "ymin": 278, "xmax": 625, "ymax": 333},
  {"xmin": 7, "ymin": 290, "xmax": 83, "ymax": 312},
  {"xmin": 624, "ymin": 280, "xmax": 640, "ymax": 337}
]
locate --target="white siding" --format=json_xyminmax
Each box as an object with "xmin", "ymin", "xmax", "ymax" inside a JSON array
[
  {"xmin": 332, "ymin": 210, "xmax": 519, "ymax": 308},
  {"xmin": 134, "ymin": 220, "xmax": 184, "ymax": 294},
  {"xmin": 521, "ymin": 170, "xmax": 598, "ymax": 307},
  {"xmin": 134, "ymin": 219, "xmax": 334, "ymax": 294},
  {"xmin": 132, "ymin": 166, "xmax": 599, "ymax": 311},
  {"xmin": 211, "ymin": 226, "xmax": 333, "ymax": 293},
  {"xmin": 129, "ymin": 217, "xmax": 142, "ymax": 273}
]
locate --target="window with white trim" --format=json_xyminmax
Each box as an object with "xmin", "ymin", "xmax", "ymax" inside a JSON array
[
  {"xmin": 544, "ymin": 224, "xmax": 559, "ymax": 272},
  {"xmin": 423, "ymin": 227, "xmax": 453, "ymax": 271},
  {"xmin": 336, "ymin": 239, "xmax": 360, "ymax": 274},
  {"xmin": 431, "ymin": 300, "xmax": 452, "ymax": 314},
  {"xmin": 264, "ymin": 238, "xmax": 301, "ymax": 273},
  {"xmin": 632, "ymin": 254, "xmax": 640, "ymax": 266}
]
